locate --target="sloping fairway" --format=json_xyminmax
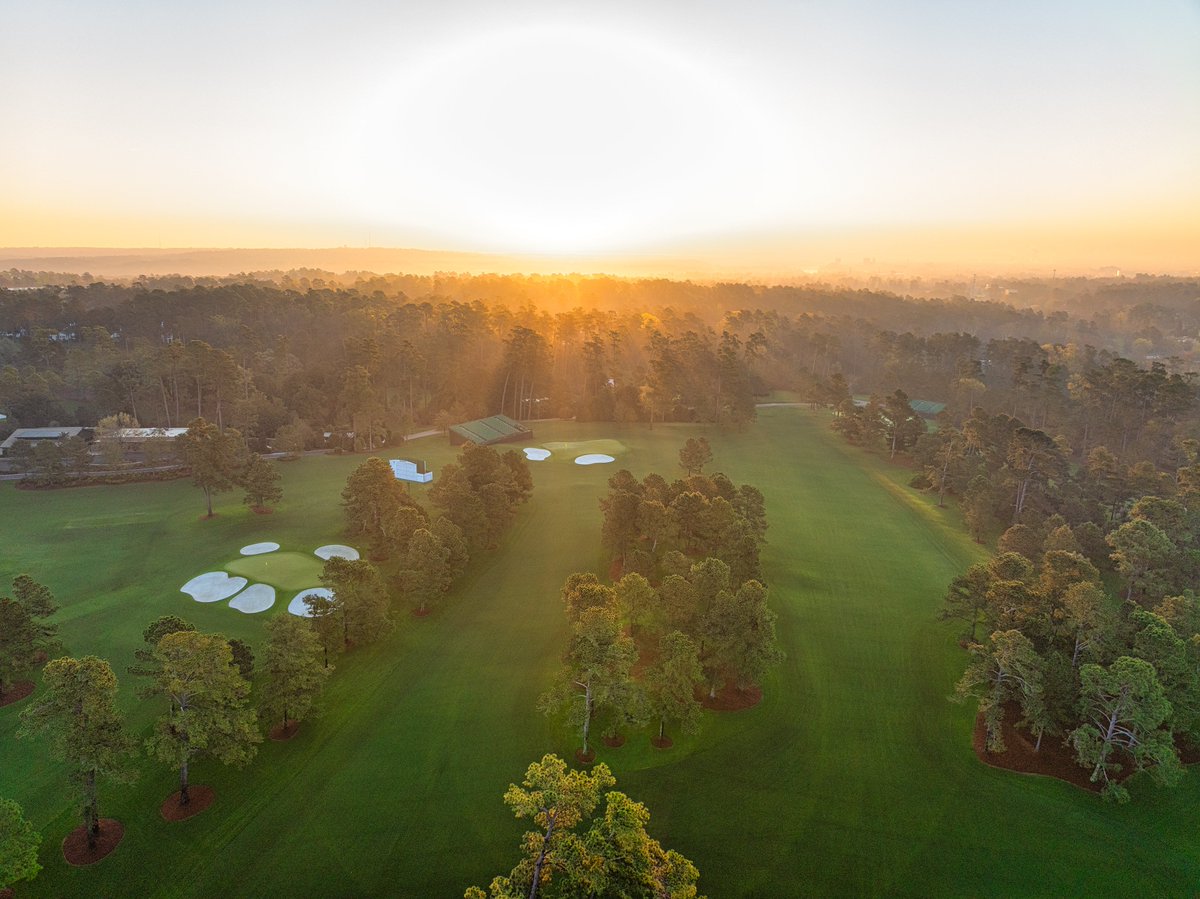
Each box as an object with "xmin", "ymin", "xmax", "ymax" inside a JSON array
[{"xmin": 2, "ymin": 413, "xmax": 1199, "ymax": 896}]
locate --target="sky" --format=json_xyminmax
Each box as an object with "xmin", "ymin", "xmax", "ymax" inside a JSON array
[{"xmin": 1, "ymin": 0, "xmax": 1198, "ymax": 273}]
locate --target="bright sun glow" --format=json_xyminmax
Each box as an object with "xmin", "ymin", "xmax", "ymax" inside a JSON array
[{"xmin": 340, "ymin": 25, "xmax": 794, "ymax": 254}]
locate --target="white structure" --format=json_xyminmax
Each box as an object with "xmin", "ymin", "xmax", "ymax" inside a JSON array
[{"xmin": 390, "ymin": 458, "xmax": 432, "ymax": 483}]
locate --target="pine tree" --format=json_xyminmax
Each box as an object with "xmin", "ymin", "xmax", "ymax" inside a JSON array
[
  {"xmin": 18, "ymin": 657, "xmax": 135, "ymax": 850},
  {"xmin": 260, "ymin": 614, "xmax": 329, "ymax": 734},
  {"xmin": 146, "ymin": 632, "xmax": 261, "ymax": 806}
]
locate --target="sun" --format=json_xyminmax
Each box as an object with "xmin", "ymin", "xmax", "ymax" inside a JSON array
[{"xmin": 341, "ymin": 24, "xmax": 788, "ymax": 254}]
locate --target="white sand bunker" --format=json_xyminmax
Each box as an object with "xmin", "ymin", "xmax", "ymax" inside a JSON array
[
  {"xmin": 240, "ymin": 542, "xmax": 280, "ymax": 556},
  {"xmin": 575, "ymin": 454, "xmax": 615, "ymax": 465},
  {"xmin": 288, "ymin": 587, "xmax": 333, "ymax": 617},
  {"xmin": 314, "ymin": 545, "xmax": 360, "ymax": 561},
  {"xmin": 229, "ymin": 584, "xmax": 276, "ymax": 614},
  {"xmin": 181, "ymin": 572, "xmax": 248, "ymax": 603},
  {"xmin": 523, "ymin": 447, "xmax": 551, "ymax": 461}
]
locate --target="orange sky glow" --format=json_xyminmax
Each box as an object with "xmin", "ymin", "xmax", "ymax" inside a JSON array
[{"xmin": 1, "ymin": 1, "xmax": 1197, "ymax": 276}]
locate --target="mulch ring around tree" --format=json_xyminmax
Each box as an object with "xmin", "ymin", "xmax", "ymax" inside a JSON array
[
  {"xmin": 651, "ymin": 735, "xmax": 674, "ymax": 750},
  {"xmin": 252, "ymin": 507, "xmax": 274, "ymax": 515},
  {"xmin": 699, "ymin": 684, "xmax": 762, "ymax": 712},
  {"xmin": 270, "ymin": 720, "xmax": 301, "ymax": 741},
  {"xmin": 973, "ymin": 707, "xmax": 1101, "ymax": 793},
  {"xmin": 575, "ymin": 748, "xmax": 597, "ymax": 766},
  {"xmin": 0, "ymin": 681, "xmax": 34, "ymax": 708},
  {"xmin": 62, "ymin": 819, "xmax": 124, "ymax": 866},
  {"xmin": 602, "ymin": 734, "xmax": 626, "ymax": 748},
  {"xmin": 411, "ymin": 607, "xmax": 431, "ymax": 618},
  {"xmin": 161, "ymin": 786, "xmax": 215, "ymax": 822}
]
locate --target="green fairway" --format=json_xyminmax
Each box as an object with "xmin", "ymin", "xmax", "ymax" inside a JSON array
[
  {"xmin": 2, "ymin": 413, "xmax": 1199, "ymax": 897},
  {"xmin": 223, "ymin": 551, "xmax": 326, "ymax": 591}
]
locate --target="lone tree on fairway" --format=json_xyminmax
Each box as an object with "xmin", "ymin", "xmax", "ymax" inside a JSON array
[
  {"xmin": 179, "ymin": 417, "xmax": 247, "ymax": 517},
  {"xmin": 0, "ymin": 797, "xmax": 41, "ymax": 892},
  {"xmin": 1070, "ymin": 656, "xmax": 1181, "ymax": 802},
  {"xmin": 645, "ymin": 630, "xmax": 704, "ymax": 746},
  {"xmin": 260, "ymin": 614, "xmax": 329, "ymax": 736},
  {"xmin": 18, "ymin": 657, "xmax": 135, "ymax": 852},
  {"xmin": 240, "ymin": 454, "xmax": 283, "ymax": 512},
  {"xmin": 678, "ymin": 436, "xmax": 712, "ymax": 476},
  {"xmin": 320, "ymin": 557, "xmax": 393, "ymax": 648},
  {"xmin": 147, "ymin": 631, "xmax": 261, "ymax": 807},
  {"xmin": 464, "ymin": 754, "xmax": 702, "ymax": 899}
]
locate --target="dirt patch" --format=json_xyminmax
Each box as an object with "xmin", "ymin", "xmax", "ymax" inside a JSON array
[
  {"xmin": 700, "ymin": 683, "xmax": 763, "ymax": 712},
  {"xmin": 1, "ymin": 886, "xmax": 13, "ymax": 898},
  {"xmin": 651, "ymin": 735, "xmax": 674, "ymax": 749},
  {"xmin": 1176, "ymin": 737, "xmax": 1200, "ymax": 765},
  {"xmin": 575, "ymin": 748, "xmax": 597, "ymax": 766},
  {"xmin": 198, "ymin": 513, "xmax": 219, "ymax": 520},
  {"xmin": 62, "ymin": 819, "xmax": 124, "ymax": 866},
  {"xmin": 602, "ymin": 734, "xmax": 626, "ymax": 748},
  {"xmin": 0, "ymin": 681, "xmax": 34, "ymax": 708},
  {"xmin": 252, "ymin": 507, "xmax": 274, "ymax": 515},
  {"xmin": 973, "ymin": 707, "xmax": 1099, "ymax": 792},
  {"xmin": 411, "ymin": 607, "xmax": 431, "ymax": 618},
  {"xmin": 160, "ymin": 786, "xmax": 215, "ymax": 822},
  {"xmin": 270, "ymin": 720, "xmax": 302, "ymax": 741}
]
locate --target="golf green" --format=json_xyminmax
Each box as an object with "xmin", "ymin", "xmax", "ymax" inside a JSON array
[{"xmin": 223, "ymin": 552, "xmax": 325, "ymax": 591}]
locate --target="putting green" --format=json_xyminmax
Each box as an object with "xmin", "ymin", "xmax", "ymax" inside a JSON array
[
  {"xmin": 540, "ymin": 438, "xmax": 627, "ymax": 457},
  {"xmin": 224, "ymin": 552, "xmax": 325, "ymax": 590}
]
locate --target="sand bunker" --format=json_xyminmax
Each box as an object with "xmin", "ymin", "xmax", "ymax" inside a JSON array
[
  {"xmin": 523, "ymin": 447, "xmax": 551, "ymax": 461},
  {"xmin": 229, "ymin": 584, "xmax": 276, "ymax": 614},
  {"xmin": 288, "ymin": 587, "xmax": 333, "ymax": 617},
  {"xmin": 240, "ymin": 542, "xmax": 280, "ymax": 556},
  {"xmin": 575, "ymin": 454, "xmax": 615, "ymax": 465},
  {"xmin": 314, "ymin": 545, "xmax": 360, "ymax": 561},
  {"xmin": 181, "ymin": 572, "xmax": 248, "ymax": 603}
]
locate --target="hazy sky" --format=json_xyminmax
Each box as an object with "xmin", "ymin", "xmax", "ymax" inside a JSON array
[{"xmin": 2, "ymin": 0, "xmax": 1197, "ymax": 271}]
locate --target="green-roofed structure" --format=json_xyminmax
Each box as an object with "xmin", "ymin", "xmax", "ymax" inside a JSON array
[{"xmin": 448, "ymin": 413, "xmax": 533, "ymax": 447}]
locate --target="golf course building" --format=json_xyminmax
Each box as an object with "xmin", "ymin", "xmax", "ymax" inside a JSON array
[{"xmin": 448, "ymin": 414, "xmax": 533, "ymax": 446}]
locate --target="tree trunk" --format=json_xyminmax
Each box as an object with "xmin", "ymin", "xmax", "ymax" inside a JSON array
[
  {"xmin": 581, "ymin": 681, "xmax": 592, "ymax": 756},
  {"xmin": 85, "ymin": 769, "xmax": 99, "ymax": 849},
  {"xmin": 659, "ymin": 718, "xmax": 666, "ymax": 740},
  {"xmin": 204, "ymin": 486, "xmax": 213, "ymax": 518},
  {"xmin": 180, "ymin": 759, "xmax": 190, "ymax": 805},
  {"xmin": 528, "ymin": 814, "xmax": 555, "ymax": 899},
  {"xmin": 160, "ymin": 377, "xmax": 172, "ymax": 427}
]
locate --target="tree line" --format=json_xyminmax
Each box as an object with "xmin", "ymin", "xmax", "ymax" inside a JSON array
[
  {"xmin": 7, "ymin": 272, "xmax": 1200, "ymax": 465},
  {"xmin": 829, "ymin": 364, "xmax": 1200, "ymax": 800}
]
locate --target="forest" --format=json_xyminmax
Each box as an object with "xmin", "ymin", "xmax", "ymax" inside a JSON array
[{"xmin": 3, "ymin": 273, "xmax": 1199, "ymax": 458}]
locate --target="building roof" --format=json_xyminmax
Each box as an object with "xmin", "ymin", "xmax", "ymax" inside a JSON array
[
  {"xmin": 110, "ymin": 428, "xmax": 189, "ymax": 439},
  {"xmin": 0, "ymin": 427, "xmax": 85, "ymax": 451},
  {"xmin": 908, "ymin": 400, "xmax": 946, "ymax": 416},
  {"xmin": 449, "ymin": 414, "xmax": 531, "ymax": 445}
]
